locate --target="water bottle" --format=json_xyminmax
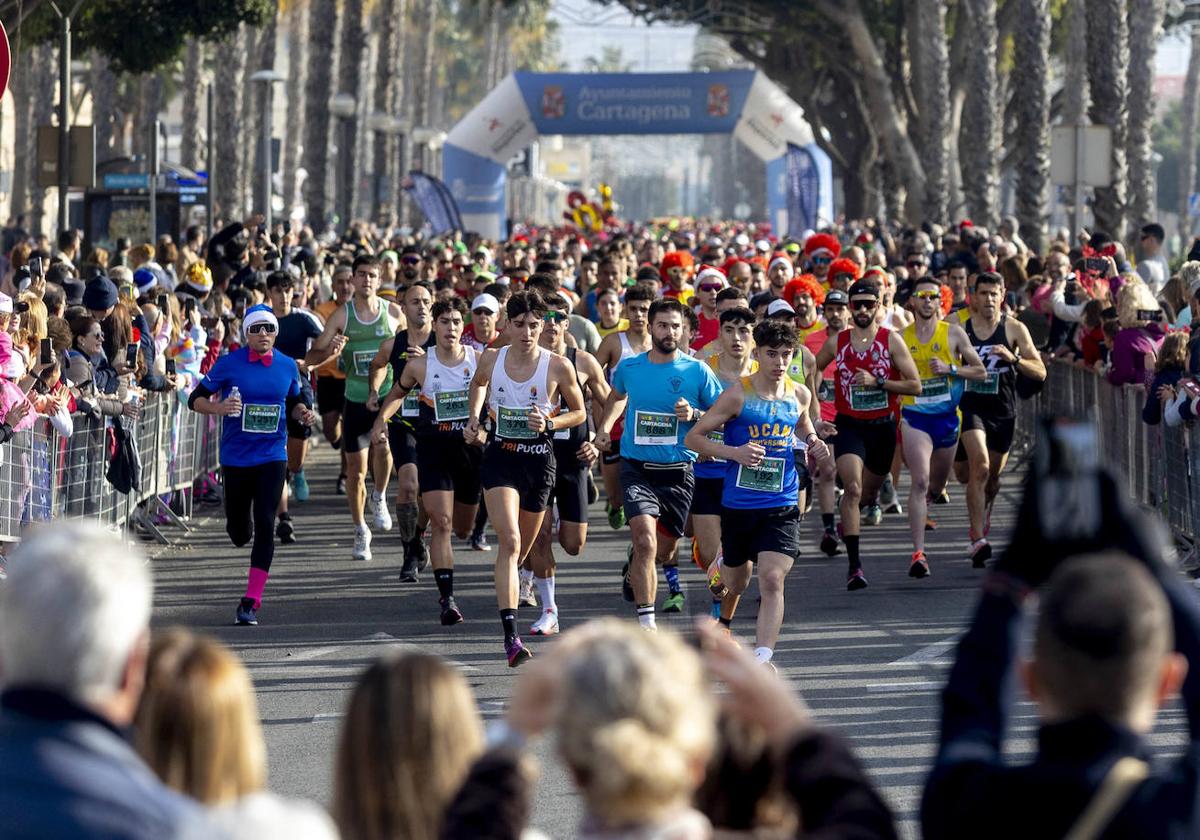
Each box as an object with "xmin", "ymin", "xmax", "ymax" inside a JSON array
[{"xmin": 228, "ymin": 386, "xmax": 241, "ymax": 416}]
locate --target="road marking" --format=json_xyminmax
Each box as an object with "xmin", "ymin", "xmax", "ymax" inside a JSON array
[
  {"xmin": 889, "ymin": 635, "xmax": 960, "ymax": 665},
  {"xmin": 290, "ymin": 646, "xmax": 344, "ymax": 661},
  {"xmin": 865, "ymin": 681, "xmax": 944, "ymax": 693}
]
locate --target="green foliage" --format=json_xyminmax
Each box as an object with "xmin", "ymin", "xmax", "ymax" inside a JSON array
[{"xmin": 12, "ymin": 0, "xmax": 273, "ymax": 74}]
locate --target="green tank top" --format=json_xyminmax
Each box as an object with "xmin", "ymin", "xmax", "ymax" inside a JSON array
[{"xmin": 341, "ymin": 299, "xmax": 394, "ymax": 403}]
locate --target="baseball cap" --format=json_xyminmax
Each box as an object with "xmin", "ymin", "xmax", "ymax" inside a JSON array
[
  {"xmin": 766, "ymin": 298, "xmax": 795, "ymax": 317},
  {"xmin": 848, "ymin": 279, "xmax": 880, "ymax": 299},
  {"xmin": 824, "ymin": 289, "xmax": 850, "ymax": 306},
  {"xmin": 471, "ymin": 293, "xmax": 499, "ymax": 314}
]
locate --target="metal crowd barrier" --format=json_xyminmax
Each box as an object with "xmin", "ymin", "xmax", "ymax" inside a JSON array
[
  {"xmin": 0, "ymin": 392, "xmax": 221, "ymax": 547},
  {"xmin": 1014, "ymin": 360, "xmax": 1197, "ymax": 541}
]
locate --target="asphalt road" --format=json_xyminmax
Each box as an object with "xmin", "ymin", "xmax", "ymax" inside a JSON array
[{"xmin": 146, "ymin": 440, "xmax": 1193, "ymax": 839}]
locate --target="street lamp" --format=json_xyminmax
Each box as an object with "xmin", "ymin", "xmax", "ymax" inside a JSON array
[
  {"xmin": 250, "ymin": 69, "xmax": 286, "ymax": 230},
  {"xmin": 427, "ymin": 131, "xmax": 447, "ymax": 179},
  {"xmin": 329, "ymin": 92, "xmax": 357, "ymax": 227},
  {"xmin": 411, "ymin": 125, "xmax": 437, "ymax": 175},
  {"xmin": 367, "ymin": 112, "xmax": 403, "ymax": 224}
]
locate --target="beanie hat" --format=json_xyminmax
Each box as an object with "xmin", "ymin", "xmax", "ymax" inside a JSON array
[
  {"xmin": 242, "ymin": 303, "xmax": 279, "ymax": 339},
  {"xmin": 133, "ymin": 267, "xmax": 157, "ymax": 295},
  {"xmin": 183, "ymin": 261, "xmax": 214, "ymax": 294},
  {"xmin": 82, "ymin": 275, "xmax": 119, "ymax": 311}
]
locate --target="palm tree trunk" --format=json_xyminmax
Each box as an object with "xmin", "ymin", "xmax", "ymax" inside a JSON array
[
  {"xmin": 10, "ymin": 50, "xmax": 33, "ymax": 222},
  {"xmin": 1011, "ymin": 0, "xmax": 1050, "ymax": 252},
  {"xmin": 372, "ymin": 0, "xmax": 401, "ymax": 225},
  {"xmin": 30, "ymin": 43, "xmax": 57, "ymax": 236},
  {"xmin": 180, "ymin": 38, "xmax": 205, "ymax": 170},
  {"xmin": 131, "ymin": 74, "xmax": 163, "ymax": 162},
  {"xmin": 336, "ymin": 0, "xmax": 365, "ymax": 223},
  {"xmin": 1178, "ymin": 28, "xmax": 1200, "ymax": 243},
  {"xmin": 90, "ymin": 51, "xmax": 119, "ymax": 162},
  {"xmin": 214, "ymin": 24, "xmax": 247, "ymax": 223},
  {"xmin": 282, "ymin": 0, "xmax": 308, "ymax": 217},
  {"xmin": 303, "ymin": 0, "xmax": 338, "ymax": 228},
  {"xmin": 958, "ymin": 0, "xmax": 999, "ymax": 228},
  {"xmin": 910, "ymin": 0, "xmax": 949, "ymax": 223},
  {"xmin": 1127, "ymin": 0, "xmax": 1165, "ymax": 231},
  {"xmin": 252, "ymin": 10, "xmax": 279, "ymax": 218},
  {"xmin": 1086, "ymin": 0, "xmax": 1129, "ymax": 238},
  {"xmin": 1062, "ymin": 0, "xmax": 1089, "ymax": 126},
  {"xmin": 412, "ymin": 0, "xmax": 439, "ymax": 173},
  {"xmin": 240, "ymin": 26, "xmax": 263, "ymax": 218}
]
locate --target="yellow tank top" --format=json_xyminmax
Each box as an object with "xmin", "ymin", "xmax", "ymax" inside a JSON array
[
  {"xmin": 597, "ymin": 318, "xmax": 629, "ymax": 338},
  {"xmin": 901, "ymin": 319, "xmax": 955, "ymax": 410},
  {"xmin": 796, "ymin": 319, "xmax": 826, "ymax": 342}
]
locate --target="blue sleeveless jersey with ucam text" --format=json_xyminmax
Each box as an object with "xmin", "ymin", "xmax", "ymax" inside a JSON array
[{"xmin": 721, "ymin": 377, "xmax": 802, "ymax": 509}]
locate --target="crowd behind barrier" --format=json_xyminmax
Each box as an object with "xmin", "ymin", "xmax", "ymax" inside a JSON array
[{"xmin": 0, "ymin": 392, "xmax": 220, "ymax": 546}]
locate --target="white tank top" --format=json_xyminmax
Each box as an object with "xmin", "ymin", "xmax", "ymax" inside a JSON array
[
  {"xmin": 488, "ymin": 346, "xmax": 555, "ymax": 439},
  {"xmin": 618, "ymin": 331, "xmax": 638, "ymax": 362},
  {"xmin": 421, "ymin": 346, "xmax": 478, "ymax": 424}
]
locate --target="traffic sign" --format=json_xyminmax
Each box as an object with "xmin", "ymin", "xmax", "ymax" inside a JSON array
[
  {"xmin": 0, "ymin": 21, "xmax": 10, "ymax": 102},
  {"xmin": 1189, "ymin": 193, "xmax": 1200, "ymax": 218}
]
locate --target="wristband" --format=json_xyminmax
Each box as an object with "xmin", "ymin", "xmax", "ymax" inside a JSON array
[
  {"xmin": 950, "ymin": 363, "xmax": 958, "ymax": 376},
  {"xmin": 805, "ymin": 432, "xmax": 819, "ymax": 446}
]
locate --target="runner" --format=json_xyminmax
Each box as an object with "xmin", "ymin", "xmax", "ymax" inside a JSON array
[
  {"xmin": 805, "ymin": 289, "xmax": 849, "ymax": 556},
  {"xmin": 593, "ymin": 287, "xmax": 628, "ymax": 338},
  {"xmin": 691, "ymin": 266, "xmax": 726, "ymax": 351},
  {"xmin": 525, "ymin": 292, "xmax": 610, "ymax": 636},
  {"xmin": 898, "ymin": 276, "xmax": 986, "ymax": 577},
  {"xmin": 593, "ymin": 283, "xmax": 655, "ymax": 530},
  {"xmin": 815, "ymin": 280, "xmax": 921, "ymax": 590},
  {"xmin": 304, "ymin": 254, "xmax": 401, "ymax": 562},
  {"xmin": 313, "ymin": 264, "xmax": 353, "ymax": 494},
  {"xmin": 690, "ymin": 306, "xmax": 757, "ymax": 618},
  {"xmin": 685, "ymin": 320, "xmax": 832, "ymax": 665},
  {"xmin": 462, "ymin": 291, "xmax": 503, "ymax": 551},
  {"xmin": 954, "ymin": 271, "xmax": 1045, "ymax": 566},
  {"xmin": 187, "ymin": 304, "xmax": 316, "ymax": 625},
  {"xmin": 367, "ymin": 281, "xmax": 437, "ymax": 579},
  {"xmin": 595, "ymin": 297, "xmax": 724, "ymax": 629},
  {"xmin": 463, "ymin": 291, "xmax": 588, "ymax": 666},
  {"xmin": 371, "ymin": 297, "xmax": 481, "ymax": 622}
]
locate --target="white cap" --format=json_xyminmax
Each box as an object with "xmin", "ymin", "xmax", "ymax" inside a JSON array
[
  {"xmin": 767, "ymin": 298, "xmax": 795, "ymax": 316},
  {"xmin": 695, "ymin": 267, "xmax": 726, "ymax": 288},
  {"xmin": 734, "ymin": 233, "xmax": 749, "ymax": 247},
  {"xmin": 241, "ymin": 304, "xmax": 279, "ymax": 339},
  {"xmin": 755, "ymin": 239, "xmax": 771, "ymax": 252},
  {"xmin": 768, "ymin": 256, "xmax": 795, "ymax": 277},
  {"xmin": 471, "ymin": 293, "xmax": 500, "ymax": 314}
]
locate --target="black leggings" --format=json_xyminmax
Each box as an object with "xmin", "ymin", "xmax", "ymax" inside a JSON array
[{"xmin": 223, "ymin": 461, "xmax": 287, "ymax": 572}]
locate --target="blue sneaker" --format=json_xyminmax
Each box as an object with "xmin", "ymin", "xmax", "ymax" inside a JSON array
[
  {"xmin": 291, "ymin": 470, "xmax": 309, "ymax": 502},
  {"xmin": 710, "ymin": 599, "xmax": 721, "ymax": 620},
  {"xmin": 235, "ymin": 597, "xmax": 258, "ymax": 626}
]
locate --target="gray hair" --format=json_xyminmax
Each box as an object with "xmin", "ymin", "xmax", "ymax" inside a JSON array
[
  {"xmin": 1180, "ymin": 261, "xmax": 1200, "ymax": 297},
  {"xmin": 0, "ymin": 522, "xmax": 151, "ymax": 703},
  {"xmin": 109, "ymin": 265, "xmax": 133, "ymax": 286}
]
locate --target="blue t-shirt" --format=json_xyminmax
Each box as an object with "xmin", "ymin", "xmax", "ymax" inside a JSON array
[
  {"xmin": 611, "ymin": 351, "xmax": 723, "ymax": 463},
  {"xmin": 200, "ymin": 347, "xmax": 303, "ymax": 467}
]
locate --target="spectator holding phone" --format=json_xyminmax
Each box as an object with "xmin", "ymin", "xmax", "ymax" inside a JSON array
[{"xmin": 1108, "ymin": 279, "xmax": 1166, "ymax": 387}]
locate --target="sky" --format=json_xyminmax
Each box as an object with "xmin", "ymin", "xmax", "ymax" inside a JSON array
[{"xmin": 550, "ymin": 0, "xmax": 698, "ymax": 72}]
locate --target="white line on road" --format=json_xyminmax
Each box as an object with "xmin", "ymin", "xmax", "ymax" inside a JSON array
[{"xmin": 888, "ymin": 635, "xmax": 960, "ymax": 666}]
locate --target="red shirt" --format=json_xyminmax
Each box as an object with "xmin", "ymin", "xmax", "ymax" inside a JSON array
[
  {"xmin": 692, "ymin": 312, "xmax": 719, "ymax": 351},
  {"xmin": 833, "ymin": 328, "xmax": 896, "ymax": 420},
  {"xmin": 804, "ymin": 328, "xmax": 838, "ymax": 423}
]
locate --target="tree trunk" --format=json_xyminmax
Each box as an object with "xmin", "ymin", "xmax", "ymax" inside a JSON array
[
  {"xmin": 1126, "ymin": 0, "xmax": 1165, "ymax": 231},
  {"xmin": 1086, "ymin": 0, "xmax": 1129, "ymax": 238},
  {"xmin": 336, "ymin": 0, "xmax": 365, "ymax": 223},
  {"xmin": 214, "ymin": 25, "xmax": 247, "ymax": 223},
  {"xmin": 90, "ymin": 51, "xmax": 120, "ymax": 162},
  {"xmin": 372, "ymin": 0, "xmax": 401, "ymax": 225},
  {"xmin": 252, "ymin": 11, "xmax": 279, "ymax": 218},
  {"xmin": 1178, "ymin": 28, "xmax": 1200, "ymax": 243},
  {"xmin": 484, "ymin": 0, "xmax": 503, "ymax": 90},
  {"xmin": 812, "ymin": 0, "xmax": 925, "ymax": 222},
  {"xmin": 29, "ymin": 43, "xmax": 57, "ymax": 237},
  {"xmin": 282, "ymin": 0, "xmax": 308, "ymax": 219},
  {"xmin": 303, "ymin": 0, "xmax": 339, "ymax": 228},
  {"xmin": 1011, "ymin": 0, "xmax": 1050, "ymax": 252},
  {"xmin": 413, "ymin": 0, "xmax": 439, "ymax": 171},
  {"xmin": 240, "ymin": 26, "xmax": 263, "ymax": 219},
  {"xmin": 1062, "ymin": 0, "xmax": 1089, "ymax": 127},
  {"xmin": 131, "ymin": 74, "xmax": 163, "ymax": 162},
  {"xmin": 180, "ymin": 38, "xmax": 205, "ymax": 171},
  {"xmin": 910, "ymin": 0, "xmax": 949, "ymax": 223},
  {"xmin": 958, "ymin": 0, "xmax": 999, "ymax": 229},
  {"xmin": 10, "ymin": 50, "xmax": 33, "ymax": 222}
]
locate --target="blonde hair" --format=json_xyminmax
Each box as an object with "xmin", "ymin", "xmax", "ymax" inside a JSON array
[
  {"xmin": 333, "ymin": 653, "xmax": 484, "ymax": 840},
  {"xmin": 17, "ymin": 291, "xmax": 47, "ymax": 350},
  {"xmin": 1156, "ymin": 331, "xmax": 1188, "ymax": 373},
  {"xmin": 1117, "ymin": 279, "xmax": 1160, "ymax": 330},
  {"xmin": 135, "ymin": 628, "xmax": 266, "ymax": 804},
  {"xmin": 556, "ymin": 620, "xmax": 717, "ymax": 827}
]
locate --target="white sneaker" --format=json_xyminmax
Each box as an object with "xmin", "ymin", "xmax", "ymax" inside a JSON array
[
  {"xmin": 373, "ymin": 493, "xmax": 393, "ymax": 531},
  {"xmin": 519, "ymin": 575, "xmax": 538, "ymax": 607},
  {"xmin": 530, "ymin": 608, "xmax": 559, "ymax": 636},
  {"xmin": 352, "ymin": 526, "xmax": 373, "ymax": 561}
]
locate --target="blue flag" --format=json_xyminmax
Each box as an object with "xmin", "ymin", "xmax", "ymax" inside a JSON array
[
  {"xmin": 785, "ymin": 143, "xmax": 820, "ymax": 238},
  {"xmin": 405, "ymin": 171, "xmax": 464, "ymax": 235}
]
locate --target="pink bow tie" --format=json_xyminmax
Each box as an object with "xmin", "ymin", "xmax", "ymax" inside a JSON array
[{"xmin": 249, "ymin": 349, "xmax": 273, "ymax": 367}]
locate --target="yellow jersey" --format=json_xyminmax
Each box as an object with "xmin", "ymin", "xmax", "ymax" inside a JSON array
[{"xmin": 900, "ymin": 319, "xmax": 961, "ymax": 412}]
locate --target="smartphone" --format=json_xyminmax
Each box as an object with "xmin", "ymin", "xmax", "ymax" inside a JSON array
[
  {"xmin": 125, "ymin": 342, "xmax": 138, "ymax": 368},
  {"xmin": 157, "ymin": 293, "xmax": 169, "ymax": 313},
  {"xmin": 39, "ymin": 337, "xmax": 51, "ymax": 365},
  {"xmin": 1085, "ymin": 257, "xmax": 1107, "ymax": 273},
  {"xmin": 184, "ymin": 298, "xmax": 196, "ymax": 318},
  {"xmin": 165, "ymin": 358, "xmax": 177, "ymax": 375},
  {"xmin": 1137, "ymin": 308, "xmax": 1164, "ymax": 322},
  {"xmin": 29, "ymin": 256, "xmax": 42, "ymax": 278}
]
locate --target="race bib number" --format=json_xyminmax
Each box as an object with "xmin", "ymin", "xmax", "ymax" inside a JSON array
[
  {"xmin": 818, "ymin": 379, "xmax": 835, "ymax": 403},
  {"xmin": 633, "ymin": 411, "xmax": 678, "ymax": 446},
  {"xmin": 352, "ymin": 350, "xmax": 374, "ymax": 378},
  {"xmin": 707, "ymin": 429, "xmax": 726, "ymax": 463},
  {"xmin": 735, "ymin": 456, "xmax": 785, "ymax": 493},
  {"xmin": 434, "ymin": 389, "xmax": 469, "ymax": 422},
  {"xmin": 241, "ymin": 403, "xmax": 281, "ymax": 434},
  {"xmin": 401, "ymin": 391, "xmax": 420, "ymax": 418},
  {"xmin": 914, "ymin": 376, "xmax": 951, "ymax": 406},
  {"xmin": 496, "ymin": 405, "xmax": 536, "ymax": 439},
  {"xmin": 966, "ymin": 373, "xmax": 999, "ymax": 394},
  {"xmin": 849, "ymin": 383, "xmax": 888, "ymax": 411}
]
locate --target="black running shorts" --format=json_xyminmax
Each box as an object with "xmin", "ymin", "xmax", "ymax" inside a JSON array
[
  {"xmin": 620, "ymin": 458, "xmax": 694, "ymax": 539},
  {"xmin": 956, "ymin": 410, "xmax": 1016, "ymax": 460},
  {"xmin": 316, "ymin": 376, "xmax": 345, "ymax": 415},
  {"xmin": 481, "ymin": 439, "xmax": 556, "ymax": 513},
  {"xmin": 550, "ymin": 464, "xmax": 589, "ymax": 524},
  {"xmin": 416, "ymin": 439, "xmax": 482, "ymax": 505},
  {"xmin": 342, "ymin": 399, "xmax": 378, "ymax": 454},
  {"xmin": 689, "ymin": 475, "xmax": 725, "ymax": 517},
  {"xmin": 833, "ymin": 414, "xmax": 897, "ymax": 478},
  {"xmin": 721, "ymin": 505, "xmax": 801, "ymax": 568}
]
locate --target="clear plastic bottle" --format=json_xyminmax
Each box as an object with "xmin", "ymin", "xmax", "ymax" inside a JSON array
[{"xmin": 228, "ymin": 386, "xmax": 241, "ymax": 412}]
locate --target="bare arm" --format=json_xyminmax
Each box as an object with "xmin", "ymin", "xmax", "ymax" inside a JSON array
[
  {"xmin": 304, "ymin": 306, "xmax": 347, "ymax": 368},
  {"xmin": 941, "ymin": 324, "xmax": 987, "ymax": 381},
  {"xmin": 577, "ymin": 350, "xmax": 611, "ymax": 405},
  {"xmin": 539, "ymin": 357, "xmax": 587, "ymax": 432},
  {"xmin": 885, "ymin": 332, "xmax": 923, "ymax": 396},
  {"xmin": 366, "ymin": 336, "xmax": 397, "ymax": 405},
  {"xmin": 814, "ymin": 333, "xmax": 837, "ymax": 371},
  {"xmin": 463, "ymin": 349, "xmax": 498, "ymax": 444},
  {"xmin": 684, "ymin": 388, "xmax": 753, "ymax": 463},
  {"xmin": 1009, "ymin": 319, "xmax": 1046, "ymax": 381},
  {"xmin": 374, "ymin": 358, "xmax": 423, "ymax": 427}
]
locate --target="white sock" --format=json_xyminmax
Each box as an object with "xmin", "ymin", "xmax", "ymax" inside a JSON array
[
  {"xmin": 755, "ymin": 646, "xmax": 774, "ymax": 663},
  {"xmin": 536, "ymin": 576, "xmax": 557, "ymax": 612},
  {"xmin": 520, "ymin": 568, "xmax": 534, "ymax": 586},
  {"xmin": 355, "ymin": 521, "xmax": 369, "ymax": 533},
  {"xmin": 637, "ymin": 605, "xmax": 656, "ymax": 629}
]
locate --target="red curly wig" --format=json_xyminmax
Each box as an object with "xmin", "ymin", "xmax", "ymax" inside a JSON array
[
  {"xmin": 826, "ymin": 258, "xmax": 861, "ymax": 283},
  {"xmin": 939, "ymin": 283, "xmax": 954, "ymax": 317},
  {"xmin": 660, "ymin": 250, "xmax": 694, "ymax": 284},
  {"xmin": 783, "ymin": 274, "xmax": 827, "ymax": 307},
  {"xmin": 804, "ymin": 232, "xmax": 842, "ymax": 259}
]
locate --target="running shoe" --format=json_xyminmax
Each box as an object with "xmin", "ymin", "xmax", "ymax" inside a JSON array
[
  {"xmin": 621, "ymin": 547, "xmax": 635, "ymax": 602},
  {"xmin": 662, "ymin": 590, "xmax": 685, "ymax": 613},
  {"xmin": 862, "ymin": 504, "xmax": 883, "ymax": 526},
  {"xmin": 707, "ymin": 560, "xmax": 729, "ymax": 599},
  {"xmin": 335, "ymin": 474, "xmax": 346, "ymax": 495},
  {"xmin": 413, "ymin": 537, "xmax": 430, "ymax": 571},
  {"xmin": 930, "ymin": 489, "xmax": 950, "ymax": 505},
  {"xmin": 607, "ymin": 502, "xmax": 626, "ymax": 530},
  {"xmin": 925, "ymin": 515, "xmax": 937, "ymax": 531},
  {"xmin": 969, "ymin": 538, "xmax": 992, "ymax": 569},
  {"xmin": 883, "ymin": 498, "xmax": 903, "ymax": 515},
  {"xmin": 276, "ymin": 515, "xmax": 296, "ymax": 544},
  {"xmin": 291, "ymin": 470, "xmax": 310, "ymax": 502},
  {"xmin": 399, "ymin": 549, "xmax": 419, "ymax": 583},
  {"xmin": 352, "ymin": 527, "xmax": 373, "ymax": 561},
  {"xmin": 439, "ymin": 596, "xmax": 464, "ymax": 626},
  {"xmin": 846, "ymin": 568, "xmax": 868, "ymax": 591},
  {"xmin": 469, "ymin": 532, "xmax": 491, "ymax": 551},
  {"xmin": 373, "ymin": 494, "xmax": 393, "ymax": 531},
  {"xmin": 505, "ymin": 635, "xmax": 533, "ymax": 667},
  {"xmin": 710, "ymin": 599, "xmax": 721, "ymax": 620},
  {"xmin": 909, "ymin": 551, "xmax": 931, "ymax": 578},
  {"xmin": 820, "ymin": 528, "xmax": 840, "ymax": 557},
  {"xmin": 530, "ymin": 608, "xmax": 559, "ymax": 636},
  {"xmin": 519, "ymin": 575, "xmax": 538, "ymax": 608},
  {"xmin": 586, "ymin": 472, "xmax": 599, "ymax": 505},
  {"xmin": 235, "ymin": 597, "xmax": 258, "ymax": 626},
  {"xmin": 879, "ymin": 478, "xmax": 900, "ymax": 512}
]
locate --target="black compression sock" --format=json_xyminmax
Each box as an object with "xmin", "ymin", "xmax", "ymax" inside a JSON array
[
  {"xmin": 718, "ymin": 616, "xmax": 732, "ymax": 628},
  {"xmin": 434, "ymin": 569, "xmax": 453, "ymax": 599},
  {"xmin": 822, "ymin": 513, "xmax": 835, "ymax": 530},
  {"xmin": 845, "ymin": 535, "xmax": 861, "ymax": 571},
  {"xmin": 500, "ymin": 608, "xmax": 518, "ymax": 641}
]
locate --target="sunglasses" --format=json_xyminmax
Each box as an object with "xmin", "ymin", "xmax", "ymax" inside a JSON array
[
  {"xmin": 907, "ymin": 261, "xmax": 926, "ymax": 269},
  {"xmin": 851, "ymin": 300, "xmax": 877, "ymax": 311},
  {"xmin": 914, "ymin": 290, "xmax": 940, "ymax": 300},
  {"xmin": 698, "ymin": 283, "xmax": 723, "ymax": 292},
  {"xmin": 400, "ymin": 256, "xmax": 420, "ymax": 265},
  {"xmin": 543, "ymin": 311, "xmax": 569, "ymax": 323},
  {"xmin": 811, "ymin": 256, "xmax": 831, "ymax": 265},
  {"xmin": 247, "ymin": 323, "xmax": 277, "ymax": 335},
  {"xmin": 473, "ymin": 307, "xmax": 495, "ymax": 316}
]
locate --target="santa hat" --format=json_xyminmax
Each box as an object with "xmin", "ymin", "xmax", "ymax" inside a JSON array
[
  {"xmin": 695, "ymin": 266, "xmax": 726, "ymax": 287},
  {"xmin": 804, "ymin": 232, "xmax": 841, "ymax": 260},
  {"xmin": 767, "ymin": 256, "xmax": 795, "ymax": 277},
  {"xmin": 242, "ymin": 304, "xmax": 279, "ymax": 340}
]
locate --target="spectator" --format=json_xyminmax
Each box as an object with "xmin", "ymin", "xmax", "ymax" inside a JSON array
[
  {"xmin": 0, "ymin": 523, "xmax": 211, "ymax": 838},
  {"xmin": 333, "ymin": 652, "xmax": 485, "ymax": 840},
  {"xmin": 1108, "ymin": 280, "xmax": 1166, "ymax": 386},
  {"xmin": 1137, "ymin": 223, "xmax": 1170, "ymax": 296},
  {"xmin": 1143, "ymin": 331, "xmax": 1188, "ymax": 425},
  {"xmin": 136, "ymin": 627, "xmax": 336, "ymax": 839}
]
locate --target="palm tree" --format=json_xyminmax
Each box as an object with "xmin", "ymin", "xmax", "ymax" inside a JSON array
[
  {"xmin": 282, "ymin": 0, "xmax": 308, "ymax": 217},
  {"xmin": 90, "ymin": 51, "xmax": 120, "ymax": 161},
  {"xmin": 910, "ymin": 0, "xmax": 950, "ymax": 223},
  {"xmin": 29, "ymin": 42, "xmax": 57, "ymax": 235},
  {"xmin": 336, "ymin": 0, "xmax": 365, "ymax": 224},
  {"xmin": 412, "ymin": 0, "xmax": 438, "ymax": 174},
  {"xmin": 251, "ymin": 9, "xmax": 279, "ymax": 217},
  {"xmin": 1127, "ymin": 0, "xmax": 1166, "ymax": 231},
  {"xmin": 372, "ymin": 0, "xmax": 402, "ymax": 225},
  {"xmin": 958, "ymin": 0, "xmax": 998, "ymax": 228},
  {"xmin": 1086, "ymin": 0, "xmax": 1129, "ymax": 238},
  {"xmin": 214, "ymin": 24, "xmax": 247, "ymax": 222},
  {"xmin": 180, "ymin": 38, "xmax": 206, "ymax": 171},
  {"xmin": 10, "ymin": 49, "xmax": 33, "ymax": 221},
  {"xmin": 131, "ymin": 74, "xmax": 163, "ymax": 161},
  {"xmin": 1011, "ymin": 0, "xmax": 1050, "ymax": 251},
  {"xmin": 1178, "ymin": 27, "xmax": 1200, "ymax": 242},
  {"xmin": 302, "ymin": 0, "xmax": 339, "ymax": 228},
  {"xmin": 240, "ymin": 26, "xmax": 262, "ymax": 216}
]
